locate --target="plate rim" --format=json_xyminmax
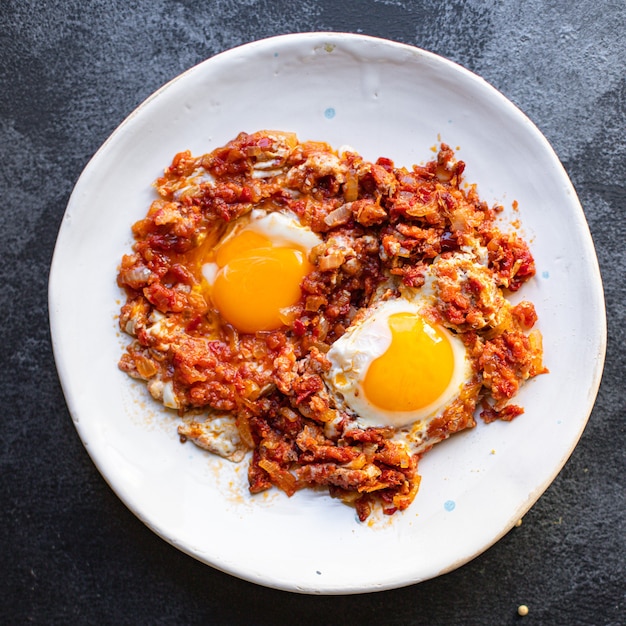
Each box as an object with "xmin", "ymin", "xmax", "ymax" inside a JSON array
[{"xmin": 48, "ymin": 31, "xmax": 607, "ymax": 594}]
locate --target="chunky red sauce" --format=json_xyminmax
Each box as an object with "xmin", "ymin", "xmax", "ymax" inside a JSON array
[{"xmin": 117, "ymin": 131, "xmax": 546, "ymax": 521}]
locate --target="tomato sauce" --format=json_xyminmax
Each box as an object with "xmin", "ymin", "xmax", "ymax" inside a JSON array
[{"xmin": 117, "ymin": 131, "xmax": 546, "ymax": 520}]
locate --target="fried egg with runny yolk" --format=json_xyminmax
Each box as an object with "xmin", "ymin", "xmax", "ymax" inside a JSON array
[
  {"xmin": 201, "ymin": 210, "xmax": 321, "ymax": 334},
  {"xmin": 325, "ymin": 297, "xmax": 472, "ymax": 429}
]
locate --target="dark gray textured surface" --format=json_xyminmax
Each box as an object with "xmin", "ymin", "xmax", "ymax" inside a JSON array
[{"xmin": 1, "ymin": 1, "xmax": 624, "ymax": 624}]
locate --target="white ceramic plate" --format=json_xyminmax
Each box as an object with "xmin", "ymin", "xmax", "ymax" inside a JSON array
[{"xmin": 49, "ymin": 33, "xmax": 606, "ymax": 594}]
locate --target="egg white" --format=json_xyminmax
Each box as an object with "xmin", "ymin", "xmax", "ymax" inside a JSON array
[{"xmin": 325, "ymin": 294, "xmax": 473, "ymax": 430}]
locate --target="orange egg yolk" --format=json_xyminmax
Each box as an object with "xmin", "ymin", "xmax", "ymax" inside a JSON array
[
  {"xmin": 363, "ymin": 312, "xmax": 455, "ymax": 412},
  {"xmin": 211, "ymin": 229, "xmax": 312, "ymax": 333}
]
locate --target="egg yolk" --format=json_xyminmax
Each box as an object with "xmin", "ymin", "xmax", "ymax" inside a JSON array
[
  {"xmin": 363, "ymin": 312, "xmax": 455, "ymax": 412},
  {"xmin": 211, "ymin": 229, "xmax": 311, "ymax": 333}
]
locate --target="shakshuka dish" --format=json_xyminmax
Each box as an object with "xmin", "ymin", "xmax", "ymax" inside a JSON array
[{"xmin": 117, "ymin": 130, "xmax": 547, "ymax": 521}]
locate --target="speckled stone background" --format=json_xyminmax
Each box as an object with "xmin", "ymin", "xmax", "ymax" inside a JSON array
[{"xmin": 1, "ymin": 1, "xmax": 624, "ymax": 624}]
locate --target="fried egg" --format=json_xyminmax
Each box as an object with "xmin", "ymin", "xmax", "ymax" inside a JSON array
[
  {"xmin": 202, "ymin": 210, "xmax": 321, "ymax": 333},
  {"xmin": 325, "ymin": 293, "xmax": 473, "ymax": 429}
]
